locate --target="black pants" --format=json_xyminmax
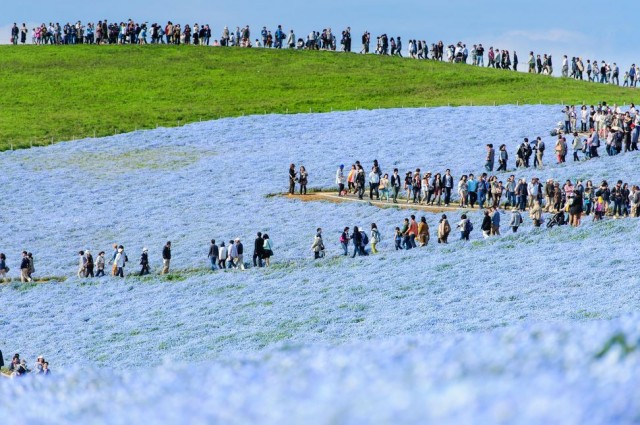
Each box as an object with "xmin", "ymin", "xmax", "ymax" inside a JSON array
[
  {"xmin": 369, "ymin": 183, "xmax": 379, "ymax": 200},
  {"xmin": 139, "ymin": 265, "xmax": 150, "ymax": 276},
  {"xmin": 392, "ymin": 187, "xmax": 400, "ymax": 202},
  {"xmin": 218, "ymin": 259, "xmax": 226, "ymax": 269},
  {"xmin": 444, "ymin": 187, "xmax": 452, "ymax": 205},
  {"xmin": 289, "ymin": 179, "xmax": 295, "ymax": 194},
  {"xmin": 96, "ymin": 269, "xmax": 105, "ymax": 277},
  {"xmin": 468, "ymin": 192, "xmax": 477, "ymax": 208},
  {"xmin": 253, "ymin": 252, "xmax": 263, "ymax": 267},
  {"xmin": 86, "ymin": 265, "xmax": 94, "ymax": 277}
]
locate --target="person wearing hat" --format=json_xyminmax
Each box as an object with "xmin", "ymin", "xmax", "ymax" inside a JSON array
[
  {"xmin": 139, "ymin": 247, "xmax": 150, "ymax": 276},
  {"xmin": 161, "ymin": 242, "xmax": 171, "ymax": 275},
  {"xmin": 34, "ymin": 356, "xmax": 44, "ymax": 374},
  {"xmin": 509, "ymin": 207, "xmax": 523, "ymax": 232},
  {"xmin": 336, "ymin": 165, "xmax": 345, "ymax": 196}
]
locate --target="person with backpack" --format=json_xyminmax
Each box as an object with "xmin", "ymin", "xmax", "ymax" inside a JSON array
[
  {"xmin": 509, "ymin": 208, "xmax": 523, "ymax": 232},
  {"xmin": 457, "ymin": 214, "xmax": 473, "ymax": 241},
  {"xmin": 359, "ymin": 228, "xmax": 370, "ymax": 255},
  {"xmin": 261, "ymin": 234, "xmax": 273, "ymax": 267},
  {"xmin": 370, "ymin": 224, "xmax": 381, "ymax": 254},
  {"xmin": 311, "ymin": 228, "xmax": 324, "ymax": 259},
  {"xmin": 351, "ymin": 226, "xmax": 363, "ymax": 257},
  {"xmin": 437, "ymin": 214, "xmax": 451, "ymax": 243},
  {"xmin": 139, "ymin": 248, "xmax": 150, "ymax": 276}
]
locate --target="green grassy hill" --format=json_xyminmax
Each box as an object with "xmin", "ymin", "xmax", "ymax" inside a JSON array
[{"xmin": 0, "ymin": 45, "xmax": 634, "ymax": 150}]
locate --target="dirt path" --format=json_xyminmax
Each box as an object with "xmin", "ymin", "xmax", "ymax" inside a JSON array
[{"xmin": 282, "ymin": 192, "xmax": 475, "ymax": 213}]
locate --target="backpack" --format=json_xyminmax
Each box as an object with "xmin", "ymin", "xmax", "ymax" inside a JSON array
[
  {"xmin": 538, "ymin": 141, "xmax": 545, "ymax": 152},
  {"xmin": 464, "ymin": 219, "xmax": 473, "ymax": 234},
  {"xmin": 361, "ymin": 231, "xmax": 369, "ymax": 246},
  {"xmin": 372, "ymin": 230, "xmax": 381, "ymax": 243}
]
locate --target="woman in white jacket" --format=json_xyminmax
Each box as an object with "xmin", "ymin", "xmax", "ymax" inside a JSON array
[
  {"xmin": 218, "ymin": 242, "xmax": 227, "ymax": 269},
  {"xmin": 114, "ymin": 247, "xmax": 126, "ymax": 277}
]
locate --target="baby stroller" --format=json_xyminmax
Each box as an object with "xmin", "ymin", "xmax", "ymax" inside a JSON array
[{"xmin": 546, "ymin": 211, "xmax": 567, "ymax": 228}]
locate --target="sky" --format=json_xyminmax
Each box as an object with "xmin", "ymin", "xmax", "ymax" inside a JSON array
[{"xmin": 1, "ymin": 0, "xmax": 636, "ymax": 73}]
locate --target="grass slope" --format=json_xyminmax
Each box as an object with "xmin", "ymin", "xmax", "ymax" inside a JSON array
[{"xmin": 0, "ymin": 45, "xmax": 634, "ymax": 150}]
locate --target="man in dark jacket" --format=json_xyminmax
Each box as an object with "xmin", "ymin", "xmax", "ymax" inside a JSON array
[
  {"xmin": 0, "ymin": 349, "xmax": 4, "ymax": 370},
  {"xmin": 235, "ymin": 238, "xmax": 245, "ymax": 270},
  {"xmin": 161, "ymin": 242, "xmax": 171, "ymax": 274},
  {"xmin": 253, "ymin": 232, "xmax": 264, "ymax": 267},
  {"xmin": 288, "ymin": 164, "xmax": 296, "ymax": 195},
  {"xmin": 208, "ymin": 240, "xmax": 218, "ymax": 271},
  {"xmin": 20, "ymin": 251, "xmax": 31, "ymax": 283}
]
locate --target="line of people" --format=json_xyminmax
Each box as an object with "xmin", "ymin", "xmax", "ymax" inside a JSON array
[
  {"xmin": 0, "ymin": 234, "xmax": 277, "ymax": 282},
  {"xmin": 10, "ymin": 21, "xmax": 640, "ymax": 85}
]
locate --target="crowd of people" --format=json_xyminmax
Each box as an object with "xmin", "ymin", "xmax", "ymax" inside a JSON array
[
  {"xmin": 0, "ymin": 351, "xmax": 51, "ymax": 378},
  {"xmin": 7, "ymin": 21, "xmax": 638, "ymax": 84}
]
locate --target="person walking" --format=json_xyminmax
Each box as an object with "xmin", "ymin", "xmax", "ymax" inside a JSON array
[
  {"xmin": 311, "ymin": 228, "xmax": 324, "ymax": 259},
  {"xmin": 417, "ymin": 216, "xmax": 430, "ymax": 246},
  {"xmin": 253, "ymin": 232, "xmax": 264, "ymax": 267},
  {"xmin": 0, "ymin": 253, "xmax": 7, "ymax": 283},
  {"xmin": 235, "ymin": 238, "xmax": 245, "ymax": 270},
  {"xmin": 78, "ymin": 251, "xmax": 87, "ymax": 278},
  {"xmin": 481, "ymin": 210, "xmax": 492, "ymax": 238},
  {"xmin": 438, "ymin": 214, "xmax": 451, "ymax": 243},
  {"xmin": 109, "ymin": 243, "xmax": 119, "ymax": 276},
  {"xmin": 340, "ymin": 227, "xmax": 350, "ymax": 256},
  {"xmin": 96, "ymin": 252, "xmax": 106, "ymax": 277},
  {"xmin": 370, "ymin": 223, "xmax": 381, "ymax": 254},
  {"xmin": 161, "ymin": 241, "xmax": 171, "ymax": 274},
  {"xmin": 509, "ymin": 208, "xmax": 523, "ymax": 232},
  {"xmin": 19, "ymin": 251, "xmax": 31, "ymax": 283},
  {"xmin": 485, "ymin": 144, "xmax": 495, "ymax": 171},
  {"xmin": 139, "ymin": 248, "xmax": 150, "ymax": 276},
  {"xmin": 218, "ymin": 241, "xmax": 227, "ymax": 269},
  {"xmin": 390, "ymin": 168, "xmax": 401, "ymax": 203},
  {"xmin": 336, "ymin": 165, "xmax": 345, "ymax": 196},
  {"xmin": 85, "ymin": 250, "xmax": 94, "ymax": 278},
  {"xmin": 262, "ymin": 234, "xmax": 273, "ymax": 266},
  {"xmin": 114, "ymin": 246, "xmax": 126, "ymax": 278},
  {"xmin": 443, "ymin": 169, "xmax": 454, "ymax": 206},
  {"xmin": 208, "ymin": 240, "xmax": 218, "ymax": 271}
]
